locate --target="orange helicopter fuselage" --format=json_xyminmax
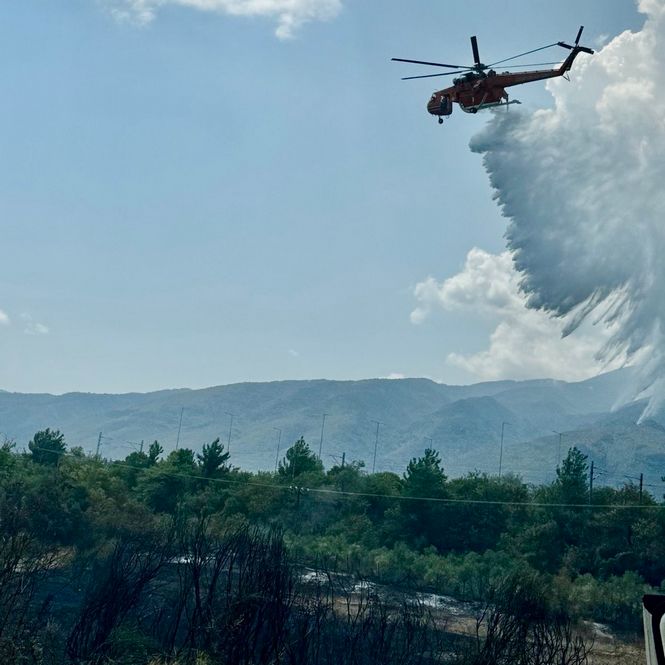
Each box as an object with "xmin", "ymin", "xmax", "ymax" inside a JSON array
[{"xmin": 427, "ymin": 47, "xmax": 587, "ymax": 116}]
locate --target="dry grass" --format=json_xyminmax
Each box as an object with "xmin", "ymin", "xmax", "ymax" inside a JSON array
[{"xmin": 586, "ymin": 638, "xmax": 643, "ymax": 665}]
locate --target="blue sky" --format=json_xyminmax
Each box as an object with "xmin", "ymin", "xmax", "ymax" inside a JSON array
[{"xmin": 0, "ymin": 0, "xmax": 642, "ymax": 394}]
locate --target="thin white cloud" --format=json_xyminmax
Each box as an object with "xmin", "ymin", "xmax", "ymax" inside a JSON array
[
  {"xmin": 0, "ymin": 311, "xmax": 9, "ymax": 327},
  {"xmin": 25, "ymin": 323, "xmax": 50, "ymax": 336},
  {"xmin": 288, "ymin": 348, "xmax": 300, "ymax": 357},
  {"xmin": 594, "ymin": 33, "xmax": 610, "ymax": 48},
  {"xmin": 412, "ymin": 248, "xmax": 624, "ymax": 382},
  {"xmin": 104, "ymin": 0, "xmax": 343, "ymax": 38},
  {"xmin": 21, "ymin": 313, "xmax": 49, "ymax": 336}
]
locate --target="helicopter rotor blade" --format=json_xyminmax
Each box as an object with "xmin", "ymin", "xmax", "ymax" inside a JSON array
[
  {"xmin": 401, "ymin": 62, "xmax": 562, "ymax": 79},
  {"xmin": 391, "ymin": 57, "xmax": 471, "ymax": 69},
  {"xmin": 401, "ymin": 70, "xmax": 468, "ymax": 80},
  {"xmin": 471, "ymin": 36, "xmax": 481, "ymax": 66},
  {"xmin": 575, "ymin": 25, "xmax": 584, "ymax": 45},
  {"xmin": 559, "ymin": 26, "xmax": 591, "ymax": 51},
  {"xmin": 497, "ymin": 61, "xmax": 562, "ymax": 69},
  {"xmin": 488, "ymin": 42, "xmax": 559, "ymax": 67},
  {"xmin": 557, "ymin": 42, "xmax": 594, "ymax": 54}
]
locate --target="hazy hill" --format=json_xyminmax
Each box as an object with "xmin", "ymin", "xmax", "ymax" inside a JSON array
[{"xmin": 2, "ymin": 367, "xmax": 662, "ymax": 486}]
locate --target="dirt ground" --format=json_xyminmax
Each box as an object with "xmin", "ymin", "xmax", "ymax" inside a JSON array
[
  {"xmin": 445, "ymin": 614, "xmax": 646, "ymax": 664},
  {"xmin": 586, "ymin": 632, "xmax": 645, "ymax": 665},
  {"xmin": 589, "ymin": 643, "xmax": 644, "ymax": 664},
  {"xmin": 306, "ymin": 574, "xmax": 648, "ymax": 665}
]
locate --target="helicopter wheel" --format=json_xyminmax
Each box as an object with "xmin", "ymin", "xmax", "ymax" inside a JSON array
[
  {"xmin": 470, "ymin": 108, "xmax": 478, "ymax": 114},
  {"xmin": 438, "ymin": 117, "xmax": 444, "ymax": 125}
]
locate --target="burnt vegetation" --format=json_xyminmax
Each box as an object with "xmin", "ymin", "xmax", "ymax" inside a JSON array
[{"xmin": 0, "ymin": 428, "xmax": 659, "ymax": 663}]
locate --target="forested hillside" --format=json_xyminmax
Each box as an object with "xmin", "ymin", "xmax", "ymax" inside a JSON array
[{"xmin": 3, "ymin": 368, "xmax": 664, "ymax": 486}]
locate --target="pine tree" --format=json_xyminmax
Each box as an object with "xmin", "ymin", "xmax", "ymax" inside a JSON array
[
  {"xmin": 554, "ymin": 447, "xmax": 589, "ymax": 505},
  {"xmin": 28, "ymin": 428, "xmax": 66, "ymax": 466},
  {"xmin": 197, "ymin": 438, "xmax": 230, "ymax": 478}
]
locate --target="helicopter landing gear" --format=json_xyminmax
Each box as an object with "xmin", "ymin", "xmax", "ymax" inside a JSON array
[{"xmin": 438, "ymin": 117, "xmax": 444, "ymax": 125}]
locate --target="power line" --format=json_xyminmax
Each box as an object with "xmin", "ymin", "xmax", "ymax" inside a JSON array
[
  {"xmin": 74, "ymin": 443, "xmax": 619, "ymax": 482},
  {"xmin": 25, "ymin": 444, "xmax": 665, "ymax": 512}
]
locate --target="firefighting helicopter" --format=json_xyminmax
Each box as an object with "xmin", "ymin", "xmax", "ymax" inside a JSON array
[{"xmin": 392, "ymin": 26, "xmax": 594, "ymax": 123}]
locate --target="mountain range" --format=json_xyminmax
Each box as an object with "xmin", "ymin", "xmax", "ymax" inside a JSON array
[{"xmin": 2, "ymin": 368, "xmax": 664, "ymax": 488}]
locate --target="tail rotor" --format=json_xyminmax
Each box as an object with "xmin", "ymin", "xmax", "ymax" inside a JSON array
[{"xmin": 558, "ymin": 25, "xmax": 595, "ymax": 55}]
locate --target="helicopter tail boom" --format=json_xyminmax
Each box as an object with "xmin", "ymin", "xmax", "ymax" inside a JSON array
[{"xmin": 556, "ymin": 44, "xmax": 594, "ymax": 76}]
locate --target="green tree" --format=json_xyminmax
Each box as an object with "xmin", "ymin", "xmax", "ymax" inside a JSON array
[
  {"xmin": 554, "ymin": 447, "xmax": 589, "ymax": 505},
  {"xmin": 124, "ymin": 451, "xmax": 149, "ymax": 468},
  {"xmin": 400, "ymin": 448, "xmax": 448, "ymax": 550},
  {"xmin": 139, "ymin": 448, "xmax": 196, "ymax": 513},
  {"xmin": 197, "ymin": 438, "xmax": 230, "ymax": 478},
  {"xmin": 513, "ymin": 519, "xmax": 565, "ymax": 573},
  {"xmin": 0, "ymin": 438, "xmax": 16, "ymax": 481},
  {"xmin": 167, "ymin": 448, "xmax": 196, "ymax": 469},
  {"xmin": 327, "ymin": 459, "xmax": 365, "ymax": 492},
  {"xmin": 116, "ymin": 450, "xmax": 150, "ymax": 489},
  {"xmin": 278, "ymin": 437, "xmax": 323, "ymax": 480},
  {"xmin": 147, "ymin": 441, "xmax": 163, "ymax": 466},
  {"xmin": 532, "ymin": 446, "xmax": 591, "ymax": 567},
  {"xmin": 362, "ymin": 471, "xmax": 403, "ymax": 526},
  {"xmin": 403, "ymin": 448, "xmax": 447, "ymax": 499},
  {"xmin": 28, "ymin": 428, "xmax": 66, "ymax": 466},
  {"xmin": 446, "ymin": 473, "xmax": 529, "ymax": 552}
]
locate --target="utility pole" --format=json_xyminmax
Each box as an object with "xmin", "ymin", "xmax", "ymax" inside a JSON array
[
  {"xmin": 640, "ymin": 472, "xmax": 644, "ymax": 505},
  {"xmin": 175, "ymin": 407, "xmax": 184, "ymax": 450},
  {"xmin": 95, "ymin": 432, "xmax": 103, "ymax": 459},
  {"xmin": 273, "ymin": 427, "xmax": 282, "ymax": 473},
  {"xmin": 341, "ymin": 452, "xmax": 346, "ymax": 468},
  {"xmin": 226, "ymin": 412, "xmax": 235, "ymax": 455},
  {"xmin": 319, "ymin": 413, "xmax": 328, "ymax": 459},
  {"xmin": 499, "ymin": 422, "xmax": 510, "ymax": 478},
  {"xmin": 371, "ymin": 420, "xmax": 382, "ymax": 474},
  {"xmin": 589, "ymin": 460, "xmax": 594, "ymax": 505},
  {"xmin": 127, "ymin": 440, "xmax": 144, "ymax": 454},
  {"xmin": 552, "ymin": 430, "xmax": 563, "ymax": 468}
]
